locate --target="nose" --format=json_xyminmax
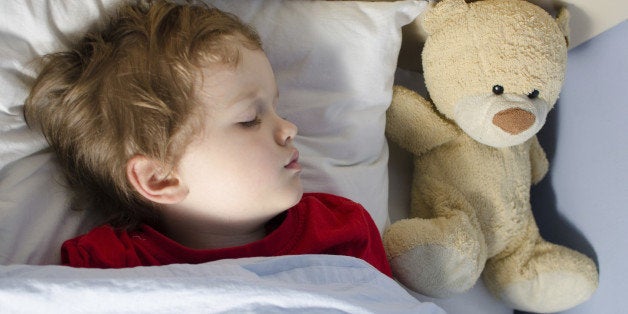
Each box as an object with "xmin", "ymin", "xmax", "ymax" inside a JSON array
[
  {"xmin": 492, "ymin": 108, "xmax": 536, "ymax": 134},
  {"xmin": 276, "ymin": 116, "xmax": 298, "ymax": 145}
]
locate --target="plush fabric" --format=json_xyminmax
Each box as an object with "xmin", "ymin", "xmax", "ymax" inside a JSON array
[
  {"xmin": 0, "ymin": 0, "xmax": 424, "ymax": 265},
  {"xmin": 382, "ymin": 0, "xmax": 598, "ymax": 312}
]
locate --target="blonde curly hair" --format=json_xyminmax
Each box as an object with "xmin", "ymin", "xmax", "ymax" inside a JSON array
[{"xmin": 24, "ymin": 0, "xmax": 262, "ymax": 228}]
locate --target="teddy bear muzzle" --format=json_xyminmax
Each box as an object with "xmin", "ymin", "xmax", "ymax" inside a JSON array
[{"xmin": 492, "ymin": 108, "xmax": 536, "ymax": 135}]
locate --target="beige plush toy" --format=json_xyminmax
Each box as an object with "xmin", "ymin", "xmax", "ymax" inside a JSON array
[{"xmin": 384, "ymin": 0, "xmax": 599, "ymax": 312}]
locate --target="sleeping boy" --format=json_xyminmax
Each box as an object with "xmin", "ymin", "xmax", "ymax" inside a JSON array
[{"xmin": 23, "ymin": 0, "xmax": 391, "ymax": 276}]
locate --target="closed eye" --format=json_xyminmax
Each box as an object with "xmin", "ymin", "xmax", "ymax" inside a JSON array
[{"xmin": 239, "ymin": 116, "xmax": 261, "ymax": 128}]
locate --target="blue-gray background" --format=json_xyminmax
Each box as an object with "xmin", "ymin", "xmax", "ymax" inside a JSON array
[{"xmin": 527, "ymin": 20, "xmax": 628, "ymax": 314}]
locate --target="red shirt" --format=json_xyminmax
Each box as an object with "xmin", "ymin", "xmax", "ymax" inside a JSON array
[{"xmin": 61, "ymin": 193, "xmax": 392, "ymax": 276}]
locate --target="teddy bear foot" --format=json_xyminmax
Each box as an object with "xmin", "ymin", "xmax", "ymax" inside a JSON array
[
  {"xmin": 390, "ymin": 243, "xmax": 482, "ymax": 297},
  {"xmin": 497, "ymin": 269, "xmax": 598, "ymax": 313},
  {"xmin": 384, "ymin": 216, "xmax": 486, "ymax": 297},
  {"xmin": 485, "ymin": 242, "xmax": 599, "ymax": 313}
]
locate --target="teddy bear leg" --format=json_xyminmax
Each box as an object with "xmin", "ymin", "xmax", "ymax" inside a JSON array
[
  {"xmin": 483, "ymin": 216, "xmax": 598, "ymax": 312},
  {"xmin": 383, "ymin": 180, "xmax": 487, "ymax": 297}
]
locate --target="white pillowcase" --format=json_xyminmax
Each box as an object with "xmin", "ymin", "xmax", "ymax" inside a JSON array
[{"xmin": 0, "ymin": 0, "xmax": 424, "ymax": 265}]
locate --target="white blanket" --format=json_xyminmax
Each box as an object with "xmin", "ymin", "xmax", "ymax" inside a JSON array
[{"xmin": 0, "ymin": 254, "xmax": 445, "ymax": 313}]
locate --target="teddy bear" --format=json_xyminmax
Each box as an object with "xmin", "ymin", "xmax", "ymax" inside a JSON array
[{"xmin": 383, "ymin": 0, "xmax": 599, "ymax": 312}]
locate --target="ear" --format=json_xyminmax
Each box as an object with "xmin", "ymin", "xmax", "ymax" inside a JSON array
[
  {"xmin": 422, "ymin": 0, "xmax": 470, "ymax": 36},
  {"xmin": 126, "ymin": 155, "xmax": 188, "ymax": 205},
  {"xmin": 555, "ymin": 5, "xmax": 571, "ymax": 47}
]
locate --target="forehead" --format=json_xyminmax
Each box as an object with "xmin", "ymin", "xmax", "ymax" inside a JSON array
[{"xmin": 196, "ymin": 48, "xmax": 275, "ymax": 108}]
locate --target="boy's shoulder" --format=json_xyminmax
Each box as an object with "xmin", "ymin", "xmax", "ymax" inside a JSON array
[
  {"xmin": 61, "ymin": 225, "xmax": 143, "ymax": 268},
  {"xmin": 297, "ymin": 192, "xmax": 373, "ymax": 225},
  {"xmin": 300, "ymin": 192, "xmax": 362, "ymax": 210}
]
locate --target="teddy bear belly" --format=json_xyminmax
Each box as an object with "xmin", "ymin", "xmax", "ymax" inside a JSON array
[{"xmin": 412, "ymin": 136, "xmax": 534, "ymax": 257}]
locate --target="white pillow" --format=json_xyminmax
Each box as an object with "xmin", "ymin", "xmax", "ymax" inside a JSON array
[{"xmin": 0, "ymin": 0, "xmax": 424, "ymax": 265}]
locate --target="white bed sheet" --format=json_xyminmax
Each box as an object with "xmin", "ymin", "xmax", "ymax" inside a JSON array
[{"xmin": 0, "ymin": 254, "xmax": 445, "ymax": 314}]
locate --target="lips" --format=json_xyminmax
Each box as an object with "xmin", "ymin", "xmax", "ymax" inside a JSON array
[{"xmin": 285, "ymin": 149, "xmax": 301, "ymax": 170}]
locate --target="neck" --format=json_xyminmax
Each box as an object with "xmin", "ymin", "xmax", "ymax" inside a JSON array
[
  {"xmin": 158, "ymin": 214, "xmax": 269, "ymax": 250},
  {"xmin": 169, "ymin": 227, "xmax": 267, "ymax": 250}
]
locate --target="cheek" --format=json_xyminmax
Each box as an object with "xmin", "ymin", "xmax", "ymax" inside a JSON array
[
  {"xmin": 180, "ymin": 132, "xmax": 282, "ymax": 193},
  {"xmin": 220, "ymin": 140, "xmax": 280, "ymax": 179},
  {"xmin": 230, "ymin": 133, "xmax": 278, "ymax": 162}
]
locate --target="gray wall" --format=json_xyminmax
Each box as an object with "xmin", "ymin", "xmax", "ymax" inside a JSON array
[{"xmin": 530, "ymin": 20, "xmax": 628, "ymax": 314}]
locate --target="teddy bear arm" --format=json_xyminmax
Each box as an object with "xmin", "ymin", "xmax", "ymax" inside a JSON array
[
  {"xmin": 386, "ymin": 85, "xmax": 459, "ymax": 156},
  {"xmin": 529, "ymin": 136, "xmax": 549, "ymax": 184}
]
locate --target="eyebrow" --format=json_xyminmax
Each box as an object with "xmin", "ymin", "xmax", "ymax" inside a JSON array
[
  {"xmin": 231, "ymin": 89, "xmax": 279, "ymax": 108},
  {"xmin": 230, "ymin": 89, "xmax": 258, "ymax": 106}
]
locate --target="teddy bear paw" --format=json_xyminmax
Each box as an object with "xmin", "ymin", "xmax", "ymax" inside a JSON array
[
  {"xmin": 485, "ymin": 243, "xmax": 599, "ymax": 312},
  {"xmin": 390, "ymin": 243, "xmax": 483, "ymax": 297},
  {"xmin": 497, "ymin": 267, "xmax": 598, "ymax": 313},
  {"xmin": 384, "ymin": 216, "xmax": 487, "ymax": 297}
]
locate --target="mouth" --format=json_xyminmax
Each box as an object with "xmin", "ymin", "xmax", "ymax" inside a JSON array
[{"xmin": 285, "ymin": 149, "xmax": 301, "ymax": 171}]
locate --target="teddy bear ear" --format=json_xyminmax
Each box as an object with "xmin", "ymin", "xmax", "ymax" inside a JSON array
[
  {"xmin": 555, "ymin": 5, "xmax": 571, "ymax": 47},
  {"xmin": 422, "ymin": 0, "xmax": 470, "ymax": 36}
]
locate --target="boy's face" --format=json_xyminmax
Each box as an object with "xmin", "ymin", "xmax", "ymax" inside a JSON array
[{"xmin": 172, "ymin": 48, "xmax": 303, "ymax": 236}]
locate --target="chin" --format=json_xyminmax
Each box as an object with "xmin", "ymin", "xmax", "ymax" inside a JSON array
[
  {"xmin": 288, "ymin": 188, "xmax": 304, "ymax": 208},
  {"xmin": 273, "ymin": 177, "xmax": 303, "ymax": 210},
  {"xmin": 283, "ymin": 183, "xmax": 304, "ymax": 209}
]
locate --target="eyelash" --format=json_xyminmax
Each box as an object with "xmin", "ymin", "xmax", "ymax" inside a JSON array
[{"xmin": 239, "ymin": 116, "xmax": 261, "ymax": 128}]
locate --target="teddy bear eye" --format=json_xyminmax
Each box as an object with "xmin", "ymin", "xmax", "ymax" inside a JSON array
[
  {"xmin": 528, "ymin": 89, "xmax": 540, "ymax": 99},
  {"xmin": 492, "ymin": 85, "xmax": 504, "ymax": 95}
]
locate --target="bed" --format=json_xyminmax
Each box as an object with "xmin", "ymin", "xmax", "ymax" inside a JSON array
[{"xmin": 1, "ymin": 0, "xmax": 626, "ymax": 313}]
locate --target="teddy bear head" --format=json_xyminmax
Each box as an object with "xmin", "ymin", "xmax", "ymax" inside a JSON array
[{"xmin": 422, "ymin": 0, "xmax": 569, "ymax": 147}]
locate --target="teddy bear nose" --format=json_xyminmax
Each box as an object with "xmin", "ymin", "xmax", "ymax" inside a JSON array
[{"xmin": 492, "ymin": 108, "xmax": 536, "ymax": 135}]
